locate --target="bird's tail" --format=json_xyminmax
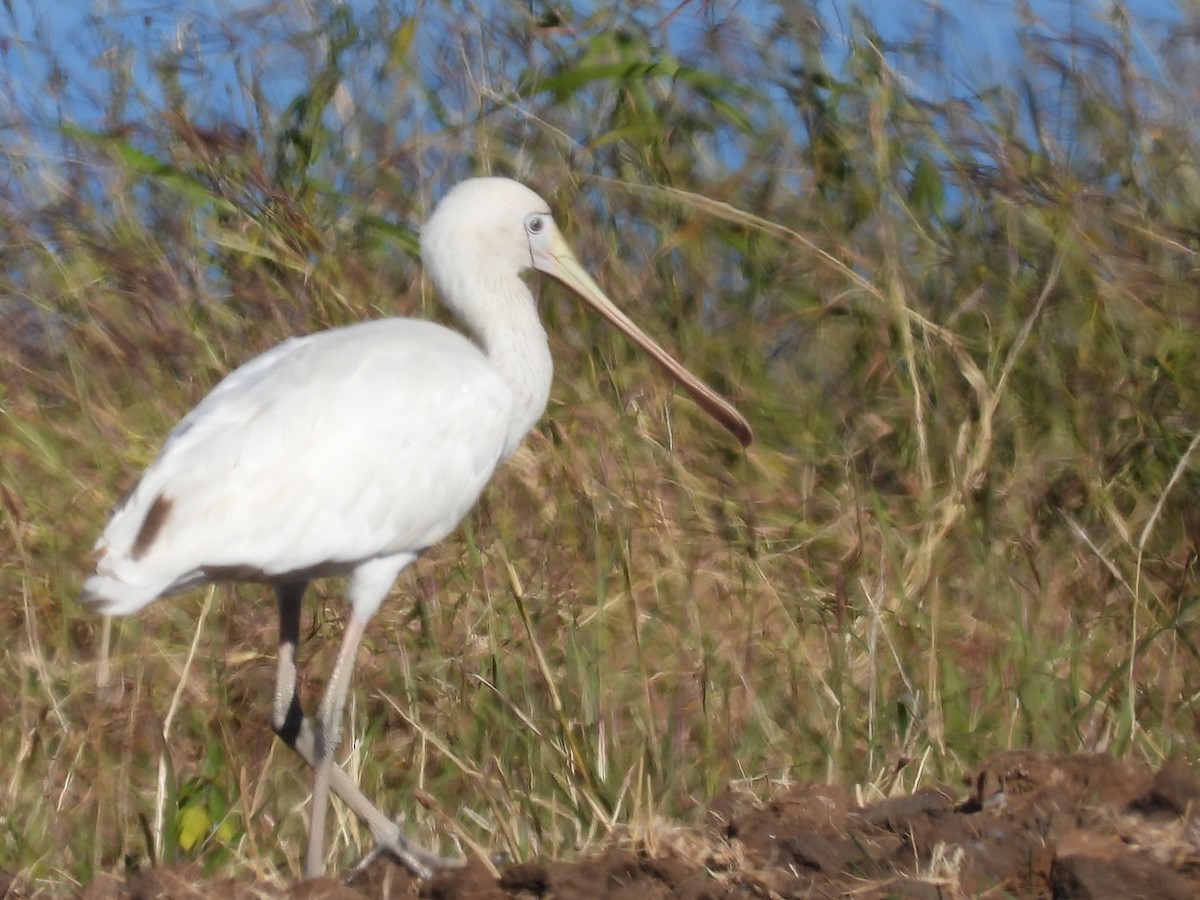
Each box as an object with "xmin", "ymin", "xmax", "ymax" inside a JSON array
[{"xmin": 80, "ymin": 568, "xmax": 171, "ymax": 617}]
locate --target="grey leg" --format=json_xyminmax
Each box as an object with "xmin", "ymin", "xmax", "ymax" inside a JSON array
[
  {"xmin": 305, "ymin": 609, "xmax": 367, "ymax": 877},
  {"xmin": 271, "ymin": 582, "xmax": 463, "ymax": 879},
  {"xmin": 272, "ymin": 581, "xmax": 308, "ymax": 750}
]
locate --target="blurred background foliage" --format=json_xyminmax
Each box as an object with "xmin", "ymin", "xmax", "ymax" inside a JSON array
[{"xmin": 2, "ymin": 0, "xmax": 1200, "ymax": 888}]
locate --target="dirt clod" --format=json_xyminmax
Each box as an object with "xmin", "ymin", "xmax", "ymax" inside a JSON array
[{"xmin": 46, "ymin": 752, "xmax": 1200, "ymax": 899}]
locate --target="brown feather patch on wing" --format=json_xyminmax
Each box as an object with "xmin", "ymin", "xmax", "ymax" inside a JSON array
[{"xmin": 131, "ymin": 494, "xmax": 173, "ymax": 560}]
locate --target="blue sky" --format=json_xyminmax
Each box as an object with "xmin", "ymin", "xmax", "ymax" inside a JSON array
[
  {"xmin": 827, "ymin": 0, "xmax": 1182, "ymax": 90},
  {"xmin": 0, "ymin": 1, "xmax": 1186, "ymax": 144}
]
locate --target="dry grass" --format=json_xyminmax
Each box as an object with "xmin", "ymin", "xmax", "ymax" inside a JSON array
[{"xmin": 2, "ymin": 0, "xmax": 1200, "ymax": 892}]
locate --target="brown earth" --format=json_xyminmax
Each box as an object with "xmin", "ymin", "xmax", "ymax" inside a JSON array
[{"xmin": 8, "ymin": 751, "xmax": 1200, "ymax": 899}]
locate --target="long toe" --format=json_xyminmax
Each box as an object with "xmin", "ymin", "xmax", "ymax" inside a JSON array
[
  {"xmin": 380, "ymin": 838, "xmax": 466, "ymax": 880},
  {"xmin": 348, "ymin": 828, "xmax": 465, "ymax": 881}
]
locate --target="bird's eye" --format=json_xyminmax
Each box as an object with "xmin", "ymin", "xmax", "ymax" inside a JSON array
[{"xmin": 526, "ymin": 215, "xmax": 545, "ymax": 235}]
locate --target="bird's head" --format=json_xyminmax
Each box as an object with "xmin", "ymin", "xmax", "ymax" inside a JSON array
[
  {"xmin": 419, "ymin": 177, "xmax": 753, "ymax": 447},
  {"xmin": 420, "ymin": 177, "xmax": 569, "ymax": 298}
]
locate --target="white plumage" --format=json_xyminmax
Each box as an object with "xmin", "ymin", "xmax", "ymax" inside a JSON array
[
  {"xmin": 82, "ymin": 177, "xmax": 751, "ymax": 880},
  {"xmin": 84, "ymin": 320, "xmax": 512, "ymax": 615}
]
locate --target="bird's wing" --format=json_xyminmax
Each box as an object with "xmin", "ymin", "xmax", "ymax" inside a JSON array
[{"xmin": 85, "ymin": 319, "xmax": 514, "ymax": 612}]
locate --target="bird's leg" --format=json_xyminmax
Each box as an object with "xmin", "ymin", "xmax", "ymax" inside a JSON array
[
  {"xmin": 303, "ymin": 611, "xmax": 358, "ymax": 875},
  {"xmin": 272, "ymin": 581, "xmax": 309, "ymax": 750},
  {"xmin": 271, "ymin": 582, "xmax": 463, "ymax": 880}
]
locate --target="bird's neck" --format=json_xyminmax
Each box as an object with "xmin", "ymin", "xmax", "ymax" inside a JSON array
[{"xmin": 458, "ymin": 274, "xmax": 553, "ymax": 458}]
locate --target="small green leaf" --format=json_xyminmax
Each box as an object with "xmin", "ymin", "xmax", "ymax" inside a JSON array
[
  {"xmin": 909, "ymin": 156, "xmax": 945, "ymax": 216},
  {"xmin": 176, "ymin": 804, "xmax": 210, "ymax": 853},
  {"xmin": 389, "ymin": 18, "xmax": 417, "ymax": 67}
]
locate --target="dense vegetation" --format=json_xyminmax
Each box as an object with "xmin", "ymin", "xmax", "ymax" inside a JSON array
[{"xmin": 2, "ymin": 0, "xmax": 1198, "ymax": 889}]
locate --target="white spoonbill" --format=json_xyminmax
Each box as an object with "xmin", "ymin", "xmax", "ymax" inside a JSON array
[{"xmin": 82, "ymin": 177, "xmax": 752, "ymax": 879}]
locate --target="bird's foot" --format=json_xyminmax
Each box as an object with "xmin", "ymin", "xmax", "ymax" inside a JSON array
[{"xmin": 349, "ymin": 822, "xmax": 466, "ymax": 881}]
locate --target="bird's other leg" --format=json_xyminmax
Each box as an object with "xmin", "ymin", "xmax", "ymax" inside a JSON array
[
  {"xmin": 271, "ymin": 581, "xmax": 463, "ymax": 879},
  {"xmin": 272, "ymin": 581, "xmax": 308, "ymax": 749}
]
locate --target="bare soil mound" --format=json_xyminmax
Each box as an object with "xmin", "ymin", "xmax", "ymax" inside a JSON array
[{"xmin": 26, "ymin": 751, "xmax": 1200, "ymax": 899}]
